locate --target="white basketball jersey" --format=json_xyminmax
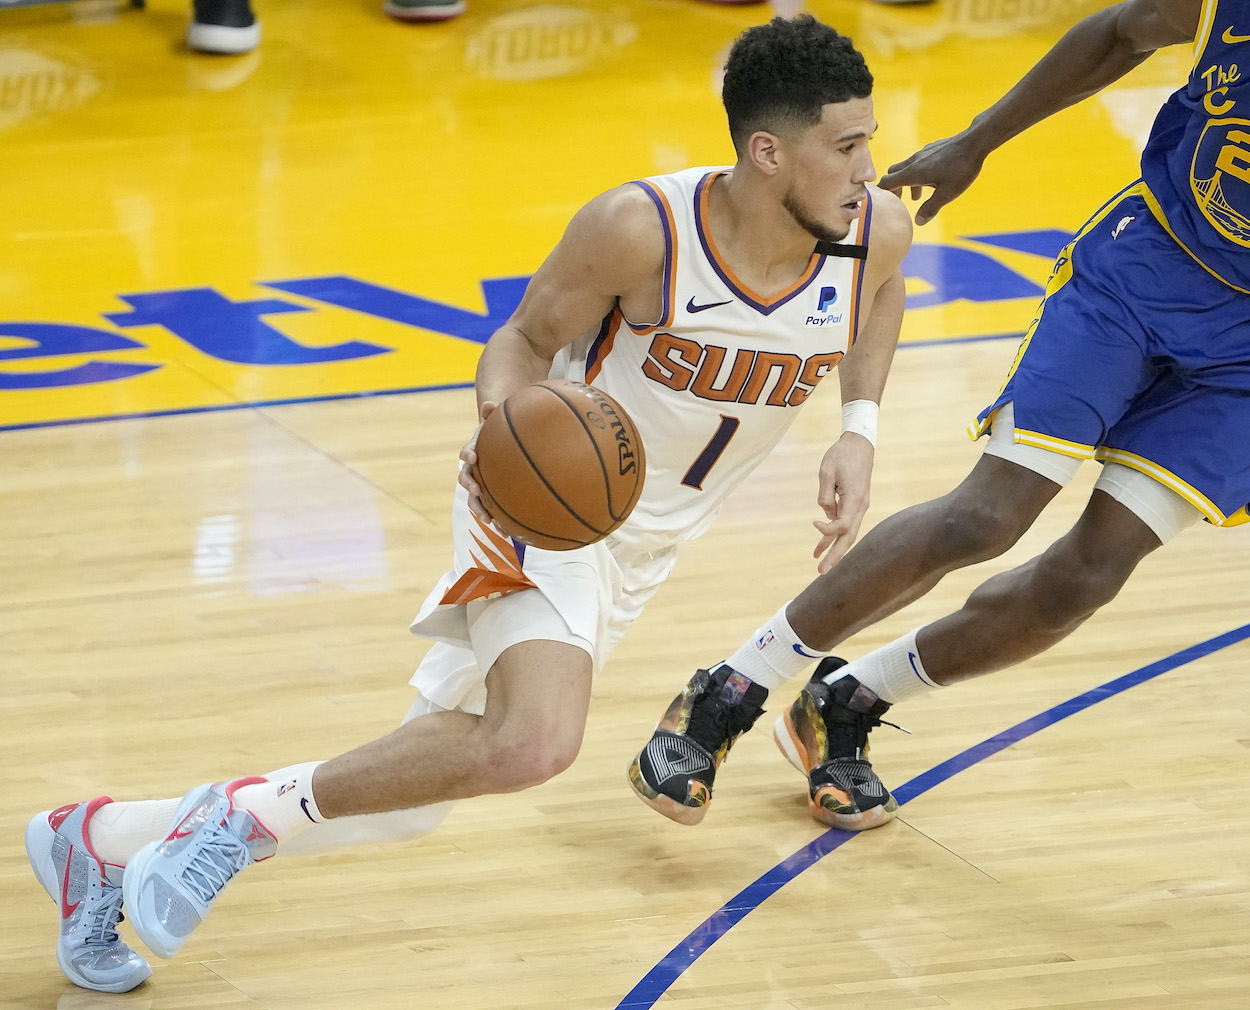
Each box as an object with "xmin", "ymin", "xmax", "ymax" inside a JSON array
[{"xmin": 552, "ymin": 166, "xmax": 874, "ymax": 552}]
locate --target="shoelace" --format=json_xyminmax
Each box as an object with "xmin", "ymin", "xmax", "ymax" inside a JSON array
[
  {"xmin": 86, "ymin": 884, "xmax": 126, "ymax": 948},
  {"xmin": 177, "ymin": 819, "xmax": 253, "ymax": 904},
  {"xmin": 685, "ymin": 691, "xmax": 756, "ymax": 756},
  {"xmin": 827, "ymin": 710, "xmax": 910, "ymax": 762}
]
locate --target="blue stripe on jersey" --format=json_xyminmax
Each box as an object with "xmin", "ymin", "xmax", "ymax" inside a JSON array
[
  {"xmin": 850, "ymin": 190, "xmax": 874, "ymax": 345},
  {"xmin": 585, "ymin": 309, "xmax": 616, "ymax": 381},
  {"xmin": 629, "ymin": 180, "xmax": 674, "ymax": 327}
]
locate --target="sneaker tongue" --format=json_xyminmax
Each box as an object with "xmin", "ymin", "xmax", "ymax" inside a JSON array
[
  {"xmin": 849, "ymin": 682, "xmax": 882, "ymax": 712},
  {"xmin": 102, "ymin": 862, "xmax": 126, "ymax": 888},
  {"xmin": 715, "ymin": 669, "xmax": 768, "ymax": 721},
  {"xmin": 716, "ymin": 670, "xmax": 755, "ymax": 706}
]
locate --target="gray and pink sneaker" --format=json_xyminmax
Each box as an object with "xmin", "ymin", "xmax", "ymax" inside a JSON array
[
  {"xmin": 124, "ymin": 779, "xmax": 277, "ymax": 959},
  {"xmin": 25, "ymin": 798, "xmax": 152, "ymax": 993}
]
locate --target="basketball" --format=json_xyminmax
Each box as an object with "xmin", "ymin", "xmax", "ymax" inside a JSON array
[{"xmin": 473, "ymin": 379, "xmax": 646, "ymax": 550}]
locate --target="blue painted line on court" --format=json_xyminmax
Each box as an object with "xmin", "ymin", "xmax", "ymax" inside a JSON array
[
  {"xmin": 614, "ymin": 622, "xmax": 1250, "ymax": 1009},
  {"xmin": 0, "ymin": 381, "xmax": 476, "ymax": 433},
  {"xmin": 0, "ymin": 334, "xmax": 1021, "ymax": 434},
  {"xmin": 907, "ymin": 330, "xmax": 1024, "ymax": 347}
]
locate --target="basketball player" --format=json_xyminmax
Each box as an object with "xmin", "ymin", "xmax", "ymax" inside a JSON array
[
  {"xmin": 25, "ymin": 15, "xmax": 913, "ymax": 992},
  {"xmin": 631, "ymin": 0, "xmax": 1249, "ymax": 832}
]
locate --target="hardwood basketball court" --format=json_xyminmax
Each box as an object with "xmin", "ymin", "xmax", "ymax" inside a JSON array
[{"xmin": 2, "ymin": 0, "xmax": 1249, "ymax": 1006}]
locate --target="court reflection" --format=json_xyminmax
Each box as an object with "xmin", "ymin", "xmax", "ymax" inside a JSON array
[{"xmin": 0, "ymin": 43, "xmax": 103, "ymax": 130}]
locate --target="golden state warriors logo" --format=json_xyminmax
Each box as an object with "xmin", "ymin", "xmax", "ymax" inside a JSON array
[{"xmin": 1191, "ymin": 117, "xmax": 1250, "ymax": 246}]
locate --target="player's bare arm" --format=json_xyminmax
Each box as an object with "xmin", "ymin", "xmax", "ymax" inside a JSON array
[
  {"xmin": 880, "ymin": 0, "xmax": 1203, "ymax": 224},
  {"xmin": 811, "ymin": 186, "xmax": 911, "ymax": 572},
  {"xmin": 460, "ymin": 185, "xmax": 665, "ymax": 511}
]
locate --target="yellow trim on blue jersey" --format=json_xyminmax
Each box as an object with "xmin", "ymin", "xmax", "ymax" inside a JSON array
[
  {"xmin": 1221, "ymin": 506, "xmax": 1250, "ymax": 527},
  {"xmin": 1094, "ymin": 446, "xmax": 1228, "ymax": 524},
  {"xmin": 1193, "ymin": 0, "xmax": 1219, "ymax": 68},
  {"xmin": 966, "ymin": 182, "xmax": 1148, "ymax": 441},
  {"xmin": 1140, "ymin": 181, "xmax": 1250, "ymax": 293},
  {"xmin": 967, "ymin": 403, "xmax": 999, "ymax": 440},
  {"xmin": 1016, "ymin": 429, "xmax": 1098, "ymax": 458}
]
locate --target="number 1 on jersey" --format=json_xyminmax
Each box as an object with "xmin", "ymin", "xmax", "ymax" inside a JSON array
[{"xmin": 681, "ymin": 414, "xmax": 740, "ymax": 490}]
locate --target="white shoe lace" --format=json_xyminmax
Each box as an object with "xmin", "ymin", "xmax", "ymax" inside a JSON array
[
  {"xmin": 87, "ymin": 884, "xmax": 126, "ymax": 948},
  {"xmin": 177, "ymin": 821, "xmax": 252, "ymax": 904}
]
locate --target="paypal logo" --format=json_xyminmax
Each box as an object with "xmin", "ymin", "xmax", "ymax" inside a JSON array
[{"xmin": 817, "ymin": 286, "xmax": 838, "ymax": 313}]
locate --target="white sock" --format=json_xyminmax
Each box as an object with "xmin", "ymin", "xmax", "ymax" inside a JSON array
[
  {"xmin": 87, "ymin": 798, "xmax": 184, "ymax": 866},
  {"xmin": 277, "ymin": 694, "xmax": 454, "ymax": 856},
  {"xmin": 276, "ymin": 801, "xmax": 456, "ymax": 856},
  {"xmin": 721, "ymin": 601, "xmax": 828, "ymax": 691},
  {"xmin": 824, "ymin": 628, "xmax": 939, "ymax": 704},
  {"xmin": 231, "ymin": 761, "xmax": 325, "ymax": 845}
]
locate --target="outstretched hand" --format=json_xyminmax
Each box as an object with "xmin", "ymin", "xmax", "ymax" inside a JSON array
[
  {"xmin": 458, "ymin": 401, "xmax": 497, "ymax": 524},
  {"xmin": 879, "ymin": 131, "xmax": 988, "ymax": 226},
  {"xmin": 812, "ymin": 433, "xmax": 874, "ymax": 574}
]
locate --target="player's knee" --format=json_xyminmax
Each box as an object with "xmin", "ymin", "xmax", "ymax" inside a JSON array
[
  {"xmin": 935, "ymin": 496, "xmax": 1029, "ymax": 564},
  {"xmin": 481, "ymin": 729, "xmax": 581, "ymax": 791}
]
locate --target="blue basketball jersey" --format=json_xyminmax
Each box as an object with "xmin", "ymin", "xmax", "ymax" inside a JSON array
[{"xmin": 1140, "ymin": 0, "xmax": 1250, "ymax": 291}]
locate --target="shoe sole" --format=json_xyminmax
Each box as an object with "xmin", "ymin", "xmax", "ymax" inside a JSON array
[
  {"xmin": 122, "ymin": 840, "xmax": 177, "ymax": 958},
  {"xmin": 626, "ymin": 755, "xmax": 708, "ymax": 826},
  {"xmin": 26, "ymin": 812, "xmax": 153, "ymax": 993},
  {"xmin": 773, "ymin": 713, "xmax": 896, "ymax": 832},
  {"xmin": 773, "ymin": 711, "xmax": 811, "ymax": 775},
  {"xmin": 384, "ymin": 0, "xmax": 466, "ymax": 21},
  {"xmin": 187, "ymin": 21, "xmax": 261, "ymax": 54},
  {"xmin": 25, "ymin": 812, "xmax": 57, "ymax": 902}
]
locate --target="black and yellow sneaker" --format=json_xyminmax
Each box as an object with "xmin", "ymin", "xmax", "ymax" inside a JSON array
[
  {"xmin": 628, "ymin": 665, "xmax": 767, "ymax": 825},
  {"xmin": 773, "ymin": 657, "xmax": 899, "ymax": 831}
]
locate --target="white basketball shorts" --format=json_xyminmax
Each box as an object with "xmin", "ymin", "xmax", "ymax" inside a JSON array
[{"xmin": 408, "ymin": 481, "xmax": 678, "ymax": 714}]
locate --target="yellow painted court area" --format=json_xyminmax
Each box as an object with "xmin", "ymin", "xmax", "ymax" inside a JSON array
[{"xmin": 0, "ymin": 0, "xmax": 1191, "ymax": 430}]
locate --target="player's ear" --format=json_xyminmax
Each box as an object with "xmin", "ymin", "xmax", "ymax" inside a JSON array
[{"xmin": 745, "ymin": 130, "xmax": 783, "ymax": 176}]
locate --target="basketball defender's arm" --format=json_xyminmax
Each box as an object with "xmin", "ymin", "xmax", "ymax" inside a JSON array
[
  {"xmin": 811, "ymin": 191, "xmax": 911, "ymax": 572},
  {"xmin": 880, "ymin": 0, "xmax": 1203, "ymax": 224}
]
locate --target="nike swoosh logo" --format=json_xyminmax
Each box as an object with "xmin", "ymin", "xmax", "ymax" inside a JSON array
[
  {"xmin": 60, "ymin": 850, "xmax": 81, "ymax": 920},
  {"xmin": 907, "ymin": 651, "xmax": 927, "ymax": 683},
  {"xmin": 792, "ymin": 643, "xmax": 821, "ymax": 658},
  {"xmin": 170, "ymin": 828, "xmax": 193, "ymax": 840},
  {"xmin": 1223, "ymin": 26, "xmax": 1250, "ymax": 42},
  {"xmin": 686, "ymin": 296, "xmax": 733, "ymax": 313},
  {"xmin": 300, "ymin": 797, "xmax": 317, "ymax": 823}
]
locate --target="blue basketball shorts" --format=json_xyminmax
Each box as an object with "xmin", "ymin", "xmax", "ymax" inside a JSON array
[{"xmin": 973, "ymin": 181, "xmax": 1250, "ymax": 527}]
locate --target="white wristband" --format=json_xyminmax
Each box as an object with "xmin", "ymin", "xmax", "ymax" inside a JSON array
[{"xmin": 841, "ymin": 399, "xmax": 879, "ymax": 449}]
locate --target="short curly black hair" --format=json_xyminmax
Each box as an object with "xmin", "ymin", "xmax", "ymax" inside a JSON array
[{"xmin": 722, "ymin": 15, "xmax": 872, "ymax": 155}]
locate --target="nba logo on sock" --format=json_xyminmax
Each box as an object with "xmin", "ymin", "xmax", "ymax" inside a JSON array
[
  {"xmin": 756, "ymin": 629, "xmax": 775, "ymax": 651},
  {"xmin": 818, "ymin": 286, "xmax": 838, "ymax": 313},
  {"xmin": 277, "ymin": 779, "xmax": 297, "ymax": 797}
]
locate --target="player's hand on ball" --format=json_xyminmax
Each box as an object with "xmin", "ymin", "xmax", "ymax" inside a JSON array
[
  {"xmin": 459, "ymin": 400, "xmax": 498, "ymax": 524},
  {"xmin": 472, "ymin": 379, "xmax": 645, "ymax": 550}
]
